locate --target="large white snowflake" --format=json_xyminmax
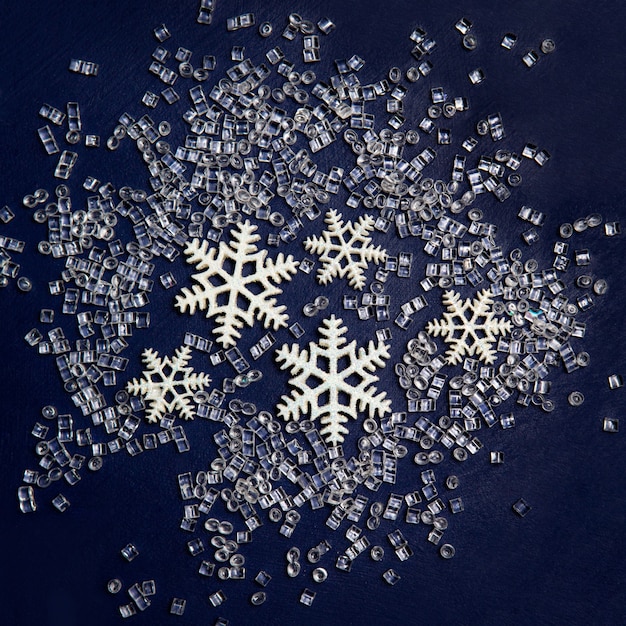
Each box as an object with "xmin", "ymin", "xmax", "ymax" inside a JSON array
[
  {"xmin": 126, "ymin": 345, "xmax": 211, "ymax": 423},
  {"xmin": 175, "ymin": 220, "xmax": 299, "ymax": 348},
  {"xmin": 426, "ymin": 289, "xmax": 512, "ymax": 365},
  {"xmin": 275, "ymin": 315, "xmax": 391, "ymax": 446},
  {"xmin": 303, "ymin": 208, "xmax": 388, "ymax": 290}
]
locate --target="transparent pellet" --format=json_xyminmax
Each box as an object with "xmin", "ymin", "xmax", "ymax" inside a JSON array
[
  {"xmin": 142, "ymin": 580, "xmax": 156, "ymax": 596},
  {"xmin": 42, "ymin": 405, "xmax": 58, "ymax": 420},
  {"xmin": 153, "ymin": 23, "xmax": 171, "ymax": 41},
  {"xmin": 121, "ymin": 543, "xmax": 139, "ymax": 561},
  {"xmin": 453, "ymin": 448, "xmax": 468, "ymax": 461},
  {"xmin": 490, "ymin": 451, "xmax": 504, "ymax": 464},
  {"xmin": 38, "ymin": 125, "xmax": 60, "ymax": 155},
  {"xmin": 170, "ymin": 598, "xmax": 186, "ymax": 616},
  {"xmin": 119, "ymin": 604, "xmax": 136, "ymax": 618},
  {"xmin": 593, "ymin": 279, "xmax": 608, "ymax": 295},
  {"xmin": 259, "ymin": 22, "xmax": 272, "ymax": 37},
  {"xmin": 0, "ymin": 205, "xmax": 14, "ymax": 223},
  {"xmin": 17, "ymin": 277, "xmax": 33, "ymax": 292},
  {"xmin": 568, "ymin": 391, "xmax": 584, "ymax": 407},
  {"xmin": 209, "ymin": 590, "xmax": 227, "ymax": 607},
  {"xmin": 468, "ymin": 68, "xmax": 485, "ymax": 84},
  {"xmin": 383, "ymin": 569, "xmax": 401, "ymax": 585},
  {"xmin": 449, "ymin": 497, "xmax": 464, "ymax": 514},
  {"xmin": 107, "ymin": 579, "xmax": 122, "ymax": 594},
  {"xmin": 500, "ymin": 32, "xmax": 517, "ymax": 49},
  {"xmin": 512, "ymin": 498, "xmax": 532, "ymax": 517},
  {"xmin": 299, "ymin": 588, "xmax": 316, "ymax": 606},
  {"xmin": 286, "ymin": 556, "xmax": 301, "ymax": 576},
  {"xmin": 440, "ymin": 544, "xmax": 456, "ymax": 559},
  {"xmin": 460, "ymin": 31, "xmax": 478, "ymax": 51},
  {"xmin": 603, "ymin": 418, "xmax": 619, "ymax": 433},
  {"xmin": 88, "ymin": 457, "xmax": 103, "ymax": 471},
  {"xmin": 188, "ymin": 538, "xmax": 205, "ymax": 556},
  {"xmin": 52, "ymin": 493, "xmax": 70, "ymax": 512},
  {"xmin": 250, "ymin": 591, "xmax": 266, "ymax": 606},
  {"xmin": 455, "ymin": 17, "xmax": 472, "ymax": 35},
  {"xmin": 312, "ymin": 567, "xmax": 328, "ymax": 583},
  {"xmin": 159, "ymin": 272, "xmax": 176, "ymax": 289},
  {"xmin": 446, "ymin": 475, "xmax": 459, "ymax": 489},
  {"xmin": 286, "ymin": 547, "xmax": 300, "ymax": 563}
]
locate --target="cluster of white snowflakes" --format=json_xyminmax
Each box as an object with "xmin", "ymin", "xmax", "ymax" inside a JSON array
[
  {"xmin": 129, "ymin": 209, "xmax": 397, "ymax": 444},
  {"xmin": 126, "ymin": 207, "xmax": 514, "ymax": 445}
]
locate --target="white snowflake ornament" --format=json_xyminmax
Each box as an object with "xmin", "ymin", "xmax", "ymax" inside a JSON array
[
  {"xmin": 426, "ymin": 289, "xmax": 512, "ymax": 365},
  {"xmin": 126, "ymin": 345, "xmax": 211, "ymax": 423},
  {"xmin": 175, "ymin": 220, "xmax": 299, "ymax": 348},
  {"xmin": 303, "ymin": 208, "xmax": 388, "ymax": 290},
  {"xmin": 275, "ymin": 315, "xmax": 391, "ymax": 446}
]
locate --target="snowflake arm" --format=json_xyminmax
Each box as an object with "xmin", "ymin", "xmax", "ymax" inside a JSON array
[
  {"xmin": 126, "ymin": 345, "xmax": 211, "ymax": 423},
  {"xmin": 426, "ymin": 289, "xmax": 512, "ymax": 365},
  {"xmin": 303, "ymin": 209, "xmax": 387, "ymax": 290},
  {"xmin": 175, "ymin": 221, "xmax": 299, "ymax": 348},
  {"xmin": 174, "ymin": 240, "xmax": 222, "ymax": 315},
  {"xmin": 275, "ymin": 315, "xmax": 391, "ymax": 445}
]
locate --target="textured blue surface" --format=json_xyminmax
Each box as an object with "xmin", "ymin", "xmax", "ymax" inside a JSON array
[{"xmin": 1, "ymin": 1, "xmax": 626, "ymax": 625}]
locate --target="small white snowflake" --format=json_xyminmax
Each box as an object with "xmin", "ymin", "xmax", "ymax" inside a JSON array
[
  {"xmin": 175, "ymin": 220, "xmax": 299, "ymax": 348},
  {"xmin": 303, "ymin": 208, "xmax": 388, "ymax": 290},
  {"xmin": 126, "ymin": 345, "xmax": 211, "ymax": 423},
  {"xmin": 426, "ymin": 289, "xmax": 512, "ymax": 365},
  {"xmin": 275, "ymin": 315, "xmax": 391, "ymax": 446}
]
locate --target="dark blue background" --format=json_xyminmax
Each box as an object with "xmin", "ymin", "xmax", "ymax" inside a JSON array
[{"xmin": 1, "ymin": 1, "xmax": 625, "ymax": 625}]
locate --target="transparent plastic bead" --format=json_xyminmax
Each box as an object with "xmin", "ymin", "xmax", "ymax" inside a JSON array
[
  {"xmin": 299, "ymin": 588, "xmax": 316, "ymax": 606},
  {"xmin": 462, "ymin": 34, "xmax": 478, "ymax": 51},
  {"xmin": 501, "ymin": 33, "xmax": 518, "ymax": 49},
  {"xmin": 593, "ymin": 279, "xmax": 608, "ymax": 296},
  {"xmin": 312, "ymin": 567, "xmax": 328, "ymax": 583},
  {"xmin": 287, "ymin": 561, "xmax": 301, "ymax": 578},
  {"xmin": 121, "ymin": 543, "xmax": 139, "ymax": 561},
  {"xmin": 568, "ymin": 391, "xmax": 584, "ymax": 407},
  {"xmin": 17, "ymin": 277, "xmax": 33, "ymax": 292},
  {"xmin": 445, "ymin": 475, "xmax": 459, "ymax": 489},
  {"xmin": 512, "ymin": 498, "xmax": 532, "ymax": 517},
  {"xmin": 250, "ymin": 591, "xmax": 266, "ymax": 606},
  {"xmin": 440, "ymin": 543, "xmax": 456, "ymax": 559},
  {"xmin": 382, "ymin": 569, "xmax": 401, "ymax": 585},
  {"xmin": 170, "ymin": 598, "xmax": 186, "ymax": 616}
]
